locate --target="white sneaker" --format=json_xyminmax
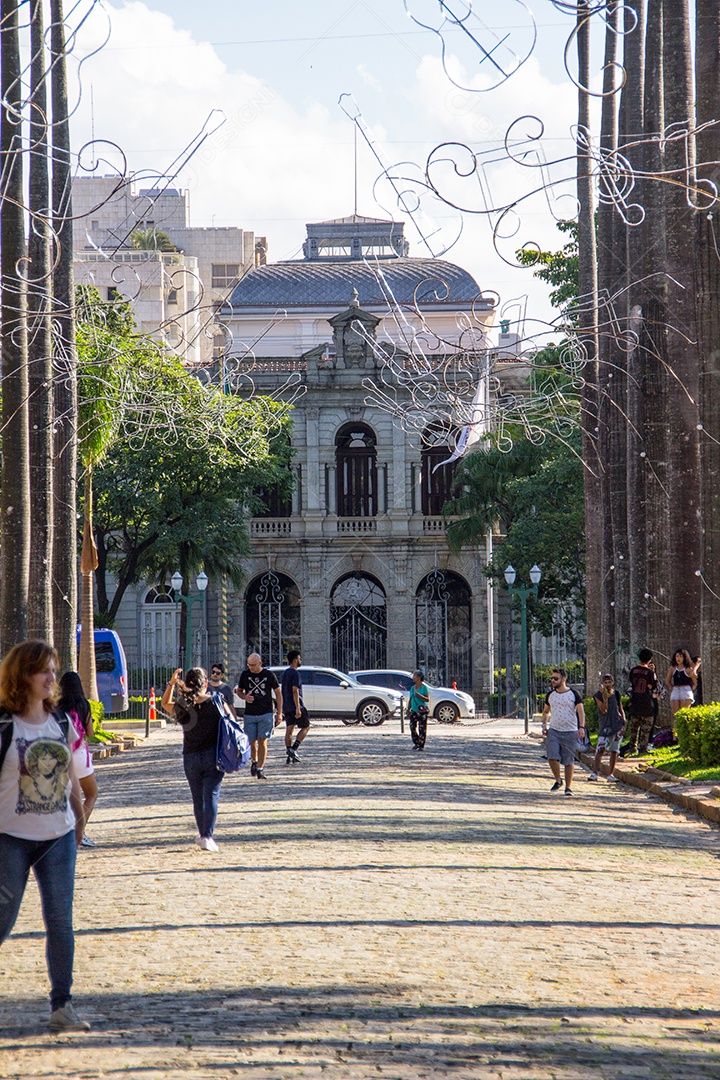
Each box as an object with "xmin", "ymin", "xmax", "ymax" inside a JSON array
[
  {"xmin": 606, "ymin": 773, "xmax": 619, "ymax": 782},
  {"xmin": 49, "ymin": 1002, "xmax": 91, "ymax": 1033},
  {"xmin": 587, "ymin": 772, "xmax": 598, "ymax": 781},
  {"xmin": 200, "ymin": 836, "xmax": 219, "ymax": 852},
  {"xmin": 194, "ymin": 835, "xmax": 203, "ymax": 847}
]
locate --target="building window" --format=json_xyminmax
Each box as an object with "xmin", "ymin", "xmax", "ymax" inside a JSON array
[
  {"xmin": 330, "ymin": 573, "xmax": 386, "ymax": 672},
  {"xmin": 167, "ymin": 288, "xmax": 178, "ymax": 305},
  {"xmin": 140, "ymin": 585, "xmax": 180, "ymax": 673},
  {"xmin": 335, "ymin": 423, "xmax": 377, "ymax": 517},
  {"xmin": 107, "ymin": 287, "xmax": 121, "ymax": 303},
  {"xmin": 254, "ymin": 485, "xmax": 293, "ymax": 519},
  {"xmin": 211, "ymin": 263, "xmax": 240, "ymax": 289},
  {"xmin": 421, "ymin": 427, "xmax": 457, "ymax": 516},
  {"xmin": 415, "ymin": 570, "xmax": 472, "ymax": 688},
  {"xmin": 245, "ymin": 572, "xmax": 301, "ymax": 666}
]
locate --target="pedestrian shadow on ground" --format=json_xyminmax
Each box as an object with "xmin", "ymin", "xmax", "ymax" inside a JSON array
[{"xmin": 0, "ymin": 984, "xmax": 718, "ymax": 1079}]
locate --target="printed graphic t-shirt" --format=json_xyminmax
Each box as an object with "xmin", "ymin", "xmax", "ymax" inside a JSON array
[
  {"xmin": 0, "ymin": 715, "xmax": 75, "ymax": 840},
  {"xmin": 545, "ymin": 688, "xmax": 583, "ymax": 732},
  {"xmin": 237, "ymin": 668, "xmax": 280, "ymax": 716},
  {"xmin": 628, "ymin": 665, "xmax": 658, "ymax": 717}
]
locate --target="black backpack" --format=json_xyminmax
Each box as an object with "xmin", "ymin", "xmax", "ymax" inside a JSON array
[{"xmin": 0, "ymin": 710, "xmax": 71, "ymax": 774}]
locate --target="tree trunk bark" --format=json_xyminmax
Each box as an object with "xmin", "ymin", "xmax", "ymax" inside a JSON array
[
  {"xmin": 576, "ymin": 2, "xmax": 603, "ymax": 686},
  {"xmin": 623, "ymin": 0, "xmax": 648, "ymax": 661},
  {"xmin": 78, "ymin": 470, "xmax": 98, "ymax": 700},
  {"xmin": 50, "ymin": 0, "xmax": 78, "ymax": 671},
  {"xmin": 695, "ymin": 0, "xmax": 720, "ymax": 700},
  {"xmin": 661, "ymin": 0, "xmax": 700, "ymax": 655},
  {"xmin": 27, "ymin": 0, "xmax": 54, "ymax": 642},
  {"xmin": 640, "ymin": 0, "xmax": 671, "ymax": 666},
  {"xmin": 0, "ymin": 0, "xmax": 31, "ymax": 651}
]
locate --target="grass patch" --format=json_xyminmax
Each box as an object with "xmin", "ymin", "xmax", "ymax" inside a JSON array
[{"xmin": 646, "ymin": 745, "xmax": 720, "ymax": 782}]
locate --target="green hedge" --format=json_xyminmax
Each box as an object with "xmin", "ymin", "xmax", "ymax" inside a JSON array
[{"xmin": 676, "ymin": 704, "xmax": 720, "ymax": 766}]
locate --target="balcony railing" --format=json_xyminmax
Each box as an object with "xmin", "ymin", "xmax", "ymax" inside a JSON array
[
  {"xmin": 337, "ymin": 518, "xmax": 377, "ymax": 535},
  {"xmin": 250, "ymin": 518, "xmax": 293, "ymax": 536}
]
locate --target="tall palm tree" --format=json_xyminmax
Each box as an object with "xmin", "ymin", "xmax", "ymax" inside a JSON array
[
  {"xmin": 50, "ymin": 0, "xmax": 78, "ymax": 671},
  {"xmin": 1, "ymin": 0, "xmax": 31, "ymax": 652}
]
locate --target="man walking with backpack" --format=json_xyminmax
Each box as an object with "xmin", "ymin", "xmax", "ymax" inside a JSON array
[{"xmin": 588, "ymin": 674, "xmax": 625, "ymax": 782}]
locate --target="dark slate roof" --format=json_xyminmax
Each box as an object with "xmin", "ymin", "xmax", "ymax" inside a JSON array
[{"xmin": 227, "ymin": 257, "xmax": 487, "ymax": 310}]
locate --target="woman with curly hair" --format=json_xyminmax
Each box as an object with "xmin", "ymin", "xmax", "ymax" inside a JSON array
[
  {"xmin": 161, "ymin": 666, "xmax": 225, "ymax": 852},
  {"xmin": 0, "ymin": 640, "xmax": 90, "ymax": 1033},
  {"xmin": 665, "ymin": 647, "xmax": 697, "ymax": 720}
]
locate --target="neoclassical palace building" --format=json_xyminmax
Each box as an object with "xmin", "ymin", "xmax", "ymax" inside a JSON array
[{"xmin": 207, "ymin": 215, "xmax": 510, "ymax": 700}]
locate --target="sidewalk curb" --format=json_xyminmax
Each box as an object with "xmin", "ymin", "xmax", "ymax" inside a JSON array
[{"xmin": 579, "ymin": 751, "xmax": 720, "ymax": 825}]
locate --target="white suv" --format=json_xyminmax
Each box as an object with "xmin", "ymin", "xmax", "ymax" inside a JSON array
[
  {"xmin": 351, "ymin": 669, "xmax": 475, "ymax": 723},
  {"xmin": 268, "ymin": 665, "xmax": 403, "ymax": 726}
]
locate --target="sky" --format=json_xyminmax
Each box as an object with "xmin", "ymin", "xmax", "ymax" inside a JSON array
[{"xmin": 67, "ymin": 0, "xmax": 593, "ymax": 338}]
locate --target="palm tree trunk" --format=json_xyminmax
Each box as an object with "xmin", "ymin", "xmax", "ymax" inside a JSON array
[
  {"xmin": 661, "ymin": 0, "xmax": 700, "ymax": 653},
  {"xmin": 623, "ymin": 0, "xmax": 648, "ymax": 660},
  {"xmin": 576, "ymin": 2, "xmax": 603, "ymax": 684},
  {"xmin": 640, "ymin": 0, "xmax": 671, "ymax": 665},
  {"xmin": 78, "ymin": 469, "xmax": 99, "ymax": 700},
  {"xmin": 27, "ymin": 0, "xmax": 54, "ymax": 642},
  {"xmin": 0, "ymin": 0, "xmax": 31, "ymax": 651},
  {"xmin": 696, "ymin": 0, "xmax": 720, "ymax": 700},
  {"xmin": 50, "ymin": 0, "xmax": 78, "ymax": 671}
]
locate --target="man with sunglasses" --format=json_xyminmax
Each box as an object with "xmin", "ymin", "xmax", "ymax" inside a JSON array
[
  {"xmin": 208, "ymin": 663, "xmax": 237, "ymax": 720},
  {"xmin": 541, "ymin": 667, "xmax": 585, "ymax": 796}
]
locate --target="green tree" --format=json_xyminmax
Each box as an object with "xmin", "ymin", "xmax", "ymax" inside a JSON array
[
  {"xmin": 446, "ymin": 424, "xmax": 585, "ymax": 644},
  {"xmin": 75, "ymin": 290, "xmax": 292, "ymax": 625},
  {"xmin": 130, "ymin": 228, "xmax": 177, "ymax": 252}
]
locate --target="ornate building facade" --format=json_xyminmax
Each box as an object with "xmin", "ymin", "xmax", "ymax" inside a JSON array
[{"xmin": 212, "ymin": 216, "xmax": 502, "ymax": 700}]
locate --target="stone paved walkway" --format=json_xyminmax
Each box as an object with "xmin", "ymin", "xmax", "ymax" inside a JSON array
[{"xmin": 2, "ymin": 719, "xmax": 720, "ymax": 1079}]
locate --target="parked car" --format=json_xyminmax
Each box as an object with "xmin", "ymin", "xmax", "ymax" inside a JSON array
[
  {"xmin": 268, "ymin": 665, "xmax": 403, "ymax": 726},
  {"xmin": 76, "ymin": 628, "xmax": 129, "ymax": 714},
  {"xmin": 351, "ymin": 669, "xmax": 475, "ymax": 724}
]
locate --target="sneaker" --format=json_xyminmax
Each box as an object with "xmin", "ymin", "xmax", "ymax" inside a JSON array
[
  {"xmin": 194, "ymin": 835, "xmax": 203, "ymax": 847},
  {"xmin": 587, "ymin": 772, "xmax": 598, "ymax": 782},
  {"xmin": 250, "ymin": 761, "xmax": 258, "ymax": 777},
  {"xmin": 286, "ymin": 746, "xmax": 301, "ymax": 762},
  {"xmin": 550, "ymin": 780, "xmax": 562, "ymax": 791},
  {"xmin": 606, "ymin": 773, "xmax": 619, "ymax": 782},
  {"xmin": 256, "ymin": 768, "xmax": 267, "ymax": 780},
  {"xmin": 564, "ymin": 788, "xmax": 573, "ymax": 796},
  {"xmin": 285, "ymin": 753, "xmax": 292, "ymax": 765},
  {"xmin": 80, "ymin": 835, "xmax": 95, "ymax": 847},
  {"xmin": 200, "ymin": 836, "xmax": 219, "ymax": 852},
  {"xmin": 49, "ymin": 1002, "xmax": 91, "ymax": 1033}
]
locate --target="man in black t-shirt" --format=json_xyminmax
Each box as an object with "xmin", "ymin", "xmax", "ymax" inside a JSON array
[
  {"xmin": 625, "ymin": 648, "xmax": 659, "ymax": 755},
  {"xmin": 236, "ymin": 653, "xmax": 281, "ymax": 779},
  {"xmin": 209, "ymin": 663, "xmax": 237, "ymax": 720},
  {"xmin": 281, "ymin": 650, "xmax": 311, "ymax": 765}
]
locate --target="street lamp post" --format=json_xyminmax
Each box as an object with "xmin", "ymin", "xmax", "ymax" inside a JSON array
[
  {"xmin": 504, "ymin": 564, "xmax": 542, "ymax": 734},
  {"xmin": 171, "ymin": 570, "xmax": 209, "ymax": 670}
]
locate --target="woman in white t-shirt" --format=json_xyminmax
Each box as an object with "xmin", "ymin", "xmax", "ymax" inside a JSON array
[{"xmin": 0, "ymin": 641, "xmax": 90, "ymax": 1034}]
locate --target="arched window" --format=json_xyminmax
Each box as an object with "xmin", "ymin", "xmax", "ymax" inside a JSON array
[
  {"xmin": 141, "ymin": 585, "xmax": 180, "ymax": 670},
  {"xmin": 415, "ymin": 570, "xmax": 472, "ymax": 687},
  {"xmin": 245, "ymin": 572, "xmax": 301, "ymax": 666},
  {"xmin": 421, "ymin": 425, "xmax": 458, "ymax": 516},
  {"xmin": 330, "ymin": 573, "xmax": 386, "ymax": 671},
  {"xmin": 336, "ymin": 423, "xmax": 377, "ymax": 517}
]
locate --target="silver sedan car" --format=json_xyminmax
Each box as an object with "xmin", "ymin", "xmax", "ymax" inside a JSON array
[{"xmin": 350, "ymin": 669, "xmax": 475, "ymax": 723}]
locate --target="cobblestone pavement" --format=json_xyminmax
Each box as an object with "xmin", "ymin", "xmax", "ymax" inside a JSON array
[{"xmin": 2, "ymin": 719, "xmax": 720, "ymax": 1079}]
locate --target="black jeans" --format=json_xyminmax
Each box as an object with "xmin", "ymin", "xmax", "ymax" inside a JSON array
[
  {"xmin": 183, "ymin": 747, "xmax": 224, "ymax": 838},
  {"xmin": 410, "ymin": 710, "xmax": 427, "ymax": 748}
]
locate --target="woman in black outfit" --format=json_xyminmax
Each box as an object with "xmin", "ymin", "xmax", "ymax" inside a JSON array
[{"xmin": 161, "ymin": 667, "xmax": 223, "ymax": 852}]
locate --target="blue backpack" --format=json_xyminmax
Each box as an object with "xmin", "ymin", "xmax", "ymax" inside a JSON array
[{"xmin": 213, "ymin": 693, "xmax": 251, "ymax": 772}]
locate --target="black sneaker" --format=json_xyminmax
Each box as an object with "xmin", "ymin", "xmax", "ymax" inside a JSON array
[
  {"xmin": 250, "ymin": 761, "xmax": 258, "ymax": 777},
  {"xmin": 550, "ymin": 780, "xmax": 562, "ymax": 791},
  {"xmin": 564, "ymin": 788, "xmax": 573, "ymax": 796},
  {"xmin": 287, "ymin": 746, "xmax": 301, "ymax": 762},
  {"xmin": 256, "ymin": 768, "xmax": 267, "ymax": 780}
]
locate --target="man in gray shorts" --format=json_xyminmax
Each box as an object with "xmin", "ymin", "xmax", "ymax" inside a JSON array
[
  {"xmin": 588, "ymin": 673, "xmax": 625, "ymax": 782},
  {"xmin": 541, "ymin": 667, "xmax": 585, "ymax": 796}
]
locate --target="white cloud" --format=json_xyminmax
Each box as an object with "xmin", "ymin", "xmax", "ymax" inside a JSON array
[{"xmin": 356, "ymin": 63, "xmax": 383, "ymax": 93}]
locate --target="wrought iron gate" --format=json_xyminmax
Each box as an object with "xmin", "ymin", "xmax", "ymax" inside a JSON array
[
  {"xmin": 330, "ymin": 575, "xmax": 386, "ymax": 672},
  {"xmin": 415, "ymin": 570, "xmax": 472, "ymax": 688},
  {"xmin": 245, "ymin": 571, "xmax": 301, "ymax": 666}
]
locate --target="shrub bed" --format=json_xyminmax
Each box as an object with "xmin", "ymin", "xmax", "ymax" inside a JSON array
[{"xmin": 675, "ymin": 704, "xmax": 720, "ymax": 767}]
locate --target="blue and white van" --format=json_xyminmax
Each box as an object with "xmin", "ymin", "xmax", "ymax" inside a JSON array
[{"xmin": 76, "ymin": 628, "xmax": 129, "ymax": 713}]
